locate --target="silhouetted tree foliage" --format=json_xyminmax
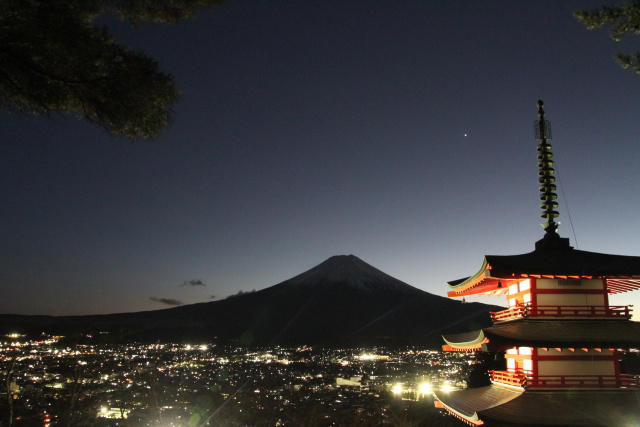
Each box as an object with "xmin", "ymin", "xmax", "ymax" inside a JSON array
[
  {"xmin": 2, "ymin": 357, "xmax": 16, "ymax": 427},
  {"xmin": 575, "ymin": 1, "xmax": 640, "ymax": 76},
  {"xmin": 0, "ymin": 0, "xmax": 224, "ymax": 139}
]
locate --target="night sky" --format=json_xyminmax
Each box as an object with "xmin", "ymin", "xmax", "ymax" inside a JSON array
[{"xmin": 2, "ymin": 1, "xmax": 640, "ymax": 317}]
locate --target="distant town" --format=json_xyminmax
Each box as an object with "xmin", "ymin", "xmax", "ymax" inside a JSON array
[{"xmin": 1, "ymin": 333, "xmax": 481, "ymax": 426}]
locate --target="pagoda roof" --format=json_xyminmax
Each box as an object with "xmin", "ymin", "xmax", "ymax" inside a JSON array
[
  {"xmin": 442, "ymin": 320, "xmax": 640, "ymax": 351},
  {"xmin": 443, "ymin": 330, "xmax": 488, "ymax": 351},
  {"xmin": 434, "ymin": 385, "xmax": 640, "ymax": 426},
  {"xmin": 448, "ymin": 237, "xmax": 640, "ymax": 297}
]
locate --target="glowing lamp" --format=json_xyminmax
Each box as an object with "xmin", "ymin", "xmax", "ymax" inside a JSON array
[{"xmin": 419, "ymin": 383, "xmax": 432, "ymax": 394}]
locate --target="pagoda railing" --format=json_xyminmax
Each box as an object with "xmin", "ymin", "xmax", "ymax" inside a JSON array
[
  {"xmin": 489, "ymin": 370, "xmax": 526, "ymax": 387},
  {"xmin": 491, "ymin": 304, "xmax": 632, "ymax": 322},
  {"xmin": 489, "ymin": 370, "xmax": 640, "ymax": 389}
]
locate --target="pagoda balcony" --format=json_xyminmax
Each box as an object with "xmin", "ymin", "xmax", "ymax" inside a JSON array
[
  {"xmin": 490, "ymin": 304, "xmax": 632, "ymax": 323},
  {"xmin": 489, "ymin": 370, "xmax": 640, "ymax": 389}
]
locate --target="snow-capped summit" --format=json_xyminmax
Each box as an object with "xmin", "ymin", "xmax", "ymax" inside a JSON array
[{"xmin": 272, "ymin": 255, "xmax": 422, "ymax": 293}]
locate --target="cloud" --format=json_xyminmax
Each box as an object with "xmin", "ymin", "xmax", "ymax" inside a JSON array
[
  {"xmin": 150, "ymin": 297, "xmax": 183, "ymax": 306},
  {"xmin": 180, "ymin": 279, "xmax": 206, "ymax": 287}
]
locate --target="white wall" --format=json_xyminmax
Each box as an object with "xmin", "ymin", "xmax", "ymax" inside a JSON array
[{"xmin": 537, "ymin": 360, "xmax": 615, "ymax": 376}]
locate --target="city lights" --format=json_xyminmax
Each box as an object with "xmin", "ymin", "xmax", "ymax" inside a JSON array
[{"xmin": 0, "ymin": 338, "xmax": 479, "ymax": 424}]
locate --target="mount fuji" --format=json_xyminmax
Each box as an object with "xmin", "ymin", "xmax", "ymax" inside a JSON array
[
  {"xmin": 273, "ymin": 255, "xmax": 426, "ymax": 293},
  {"xmin": 0, "ymin": 255, "xmax": 503, "ymax": 347}
]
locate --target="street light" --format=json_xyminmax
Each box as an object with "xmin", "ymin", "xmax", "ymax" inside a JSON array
[
  {"xmin": 419, "ymin": 383, "xmax": 432, "ymax": 394},
  {"xmin": 392, "ymin": 383, "xmax": 403, "ymax": 395}
]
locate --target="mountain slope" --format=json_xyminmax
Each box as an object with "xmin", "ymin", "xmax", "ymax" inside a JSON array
[{"xmin": 0, "ymin": 256, "xmax": 503, "ymax": 347}]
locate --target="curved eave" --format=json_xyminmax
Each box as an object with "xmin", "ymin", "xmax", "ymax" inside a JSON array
[
  {"xmin": 447, "ymin": 258, "xmax": 490, "ymax": 297},
  {"xmin": 435, "ymin": 399, "xmax": 484, "ymax": 426},
  {"xmin": 442, "ymin": 330, "xmax": 488, "ymax": 351},
  {"xmin": 447, "ymin": 259, "xmax": 517, "ymax": 298},
  {"xmin": 434, "ymin": 386, "xmax": 522, "ymax": 426}
]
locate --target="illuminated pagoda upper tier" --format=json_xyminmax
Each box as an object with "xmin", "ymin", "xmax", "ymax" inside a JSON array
[
  {"xmin": 447, "ymin": 242, "xmax": 640, "ymax": 299},
  {"xmin": 433, "ymin": 101, "xmax": 640, "ymax": 427}
]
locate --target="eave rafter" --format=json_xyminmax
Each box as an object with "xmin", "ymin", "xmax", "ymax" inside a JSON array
[
  {"xmin": 607, "ymin": 278, "xmax": 640, "ymax": 294},
  {"xmin": 442, "ymin": 339, "xmax": 488, "ymax": 352},
  {"xmin": 521, "ymin": 274, "xmax": 595, "ymax": 279}
]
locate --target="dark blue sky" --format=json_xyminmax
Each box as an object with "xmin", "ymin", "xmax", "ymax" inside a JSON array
[{"xmin": 2, "ymin": 1, "xmax": 640, "ymax": 316}]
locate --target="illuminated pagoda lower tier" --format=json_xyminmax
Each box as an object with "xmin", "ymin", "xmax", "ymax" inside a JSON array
[{"xmin": 433, "ymin": 102, "xmax": 640, "ymax": 426}]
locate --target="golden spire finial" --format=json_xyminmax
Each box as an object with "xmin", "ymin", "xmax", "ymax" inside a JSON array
[{"xmin": 535, "ymin": 100, "xmax": 560, "ymax": 236}]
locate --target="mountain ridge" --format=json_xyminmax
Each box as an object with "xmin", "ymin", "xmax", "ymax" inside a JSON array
[{"xmin": 0, "ymin": 255, "xmax": 503, "ymax": 347}]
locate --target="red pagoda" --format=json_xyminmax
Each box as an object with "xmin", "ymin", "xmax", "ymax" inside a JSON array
[{"xmin": 433, "ymin": 101, "xmax": 640, "ymax": 426}]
